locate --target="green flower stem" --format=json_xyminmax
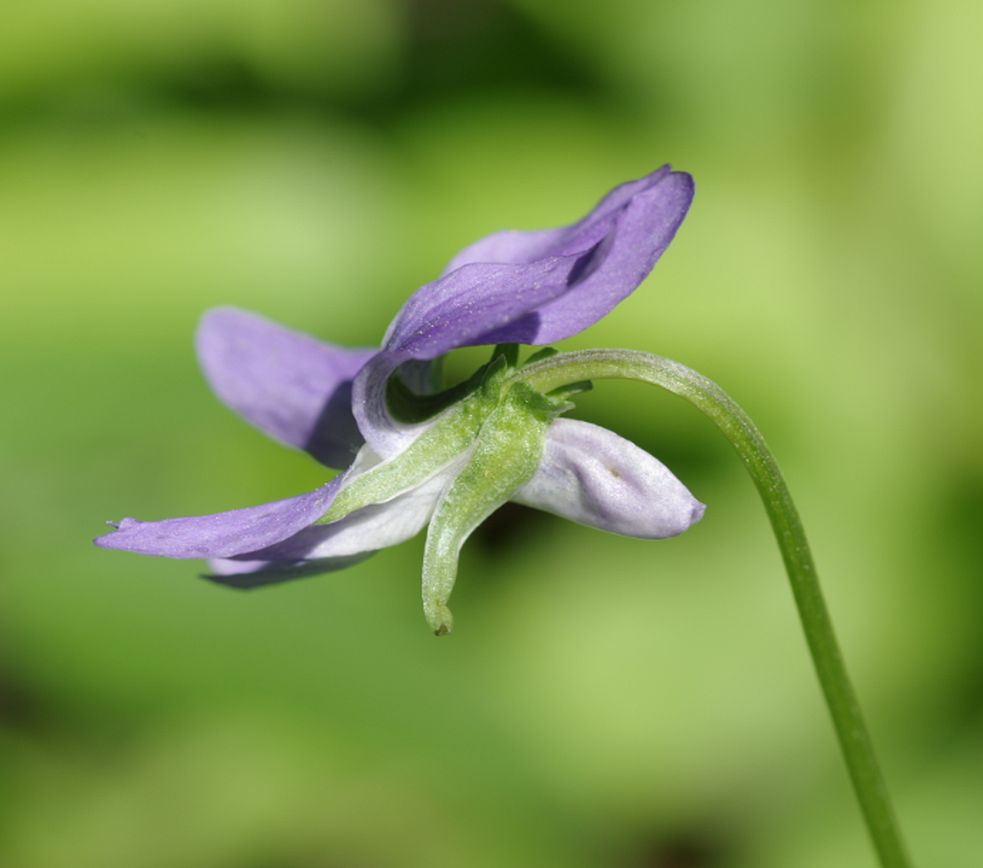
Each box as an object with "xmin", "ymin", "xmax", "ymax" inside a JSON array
[{"xmin": 517, "ymin": 349, "xmax": 912, "ymax": 868}]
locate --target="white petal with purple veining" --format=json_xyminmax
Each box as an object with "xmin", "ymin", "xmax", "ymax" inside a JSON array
[{"xmin": 513, "ymin": 419, "xmax": 705, "ymax": 538}]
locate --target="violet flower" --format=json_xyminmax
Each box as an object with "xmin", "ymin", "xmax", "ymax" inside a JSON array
[{"xmin": 96, "ymin": 166, "xmax": 704, "ymax": 633}]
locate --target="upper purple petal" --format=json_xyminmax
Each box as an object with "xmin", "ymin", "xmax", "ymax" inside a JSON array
[
  {"xmin": 94, "ymin": 477, "xmax": 342, "ymax": 559},
  {"xmin": 527, "ymin": 170, "xmax": 694, "ymax": 344},
  {"xmin": 196, "ymin": 308, "xmax": 377, "ymax": 468},
  {"xmin": 441, "ymin": 168, "xmax": 671, "ymax": 276},
  {"xmin": 353, "ymin": 167, "xmax": 694, "ymax": 456}
]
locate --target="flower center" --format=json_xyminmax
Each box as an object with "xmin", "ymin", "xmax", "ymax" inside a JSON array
[
  {"xmin": 319, "ymin": 349, "xmax": 574, "ymax": 528},
  {"xmin": 318, "ymin": 347, "xmax": 585, "ymax": 634}
]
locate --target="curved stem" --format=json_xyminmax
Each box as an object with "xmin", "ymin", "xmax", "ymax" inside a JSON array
[{"xmin": 517, "ymin": 349, "xmax": 912, "ymax": 868}]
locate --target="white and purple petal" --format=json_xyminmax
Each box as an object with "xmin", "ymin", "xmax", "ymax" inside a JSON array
[
  {"xmin": 513, "ymin": 419, "xmax": 705, "ymax": 538},
  {"xmin": 204, "ymin": 463, "xmax": 456, "ymax": 587},
  {"xmin": 197, "ymin": 308, "xmax": 376, "ymax": 468}
]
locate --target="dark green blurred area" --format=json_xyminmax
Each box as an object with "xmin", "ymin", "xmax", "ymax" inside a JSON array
[{"xmin": 2, "ymin": 0, "xmax": 981, "ymax": 865}]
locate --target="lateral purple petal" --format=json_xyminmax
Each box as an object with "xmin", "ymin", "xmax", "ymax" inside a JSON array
[
  {"xmin": 94, "ymin": 478, "xmax": 342, "ymax": 559},
  {"xmin": 197, "ymin": 308, "xmax": 376, "ymax": 468},
  {"xmin": 512, "ymin": 419, "xmax": 705, "ymax": 538},
  {"xmin": 353, "ymin": 167, "xmax": 694, "ymax": 456}
]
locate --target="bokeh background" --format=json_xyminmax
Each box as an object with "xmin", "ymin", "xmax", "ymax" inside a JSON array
[{"xmin": 2, "ymin": 0, "xmax": 981, "ymax": 865}]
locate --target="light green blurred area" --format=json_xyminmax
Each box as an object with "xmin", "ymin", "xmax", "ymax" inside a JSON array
[{"xmin": 1, "ymin": 0, "xmax": 981, "ymax": 866}]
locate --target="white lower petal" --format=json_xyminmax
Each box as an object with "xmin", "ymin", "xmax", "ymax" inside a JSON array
[
  {"xmin": 303, "ymin": 467, "xmax": 455, "ymax": 558},
  {"xmin": 512, "ymin": 418, "xmax": 705, "ymax": 539}
]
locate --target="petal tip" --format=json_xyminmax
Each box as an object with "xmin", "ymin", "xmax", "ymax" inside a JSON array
[
  {"xmin": 195, "ymin": 306, "xmax": 248, "ymax": 345},
  {"xmin": 668, "ymin": 497, "xmax": 706, "ymax": 537},
  {"xmin": 655, "ymin": 168, "xmax": 696, "ymax": 207},
  {"xmin": 93, "ymin": 531, "xmax": 118, "ymax": 550},
  {"xmin": 94, "ymin": 518, "xmax": 137, "ymax": 549}
]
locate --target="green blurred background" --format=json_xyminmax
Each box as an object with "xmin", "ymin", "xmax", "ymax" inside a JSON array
[{"xmin": 2, "ymin": 0, "xmax": 981, "ymax": 865}]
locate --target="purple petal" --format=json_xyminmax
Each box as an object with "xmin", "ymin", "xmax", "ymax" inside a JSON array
[
  {"xmin": 512, "ymin": 419, "xmax": 705, "ymax": 538},
  {"xmin": 528, "ymin": 171, "xmax": 694, "ymax": 344},
  {"xmin": 94, "ymin": 477, "xmax": 343, "ymax": 559},
  {"xmin": 354, "ymin": 167, "xmax": 694, "ymax": 456},
  {"xmin": 197, "ymin": 308, "xmax": 377, "ymax": 468},
  {"xmin": 441, "ymin": 168, "xmax": 671, "ymax": 275}
]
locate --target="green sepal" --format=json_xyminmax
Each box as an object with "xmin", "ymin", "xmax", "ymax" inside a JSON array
[
  {"xmin": 548, "ymin": 380, "xmax": 593, "ymax": 401},
  {"xmin": 491, "ymin": 343, "xmax": 520, "ymax": 367},
  {"xmin": 523, "ymin": 347, "xmax": 558, "ymax": 366},
  {"xmin": 421, "ymin": 381, "xmax": 563, "ymax": 635}
]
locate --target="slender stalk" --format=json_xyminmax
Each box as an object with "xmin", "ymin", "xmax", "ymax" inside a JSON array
[{"xmin": 517, "ymin": 349, "xmax": 912, "ymax": 868}]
